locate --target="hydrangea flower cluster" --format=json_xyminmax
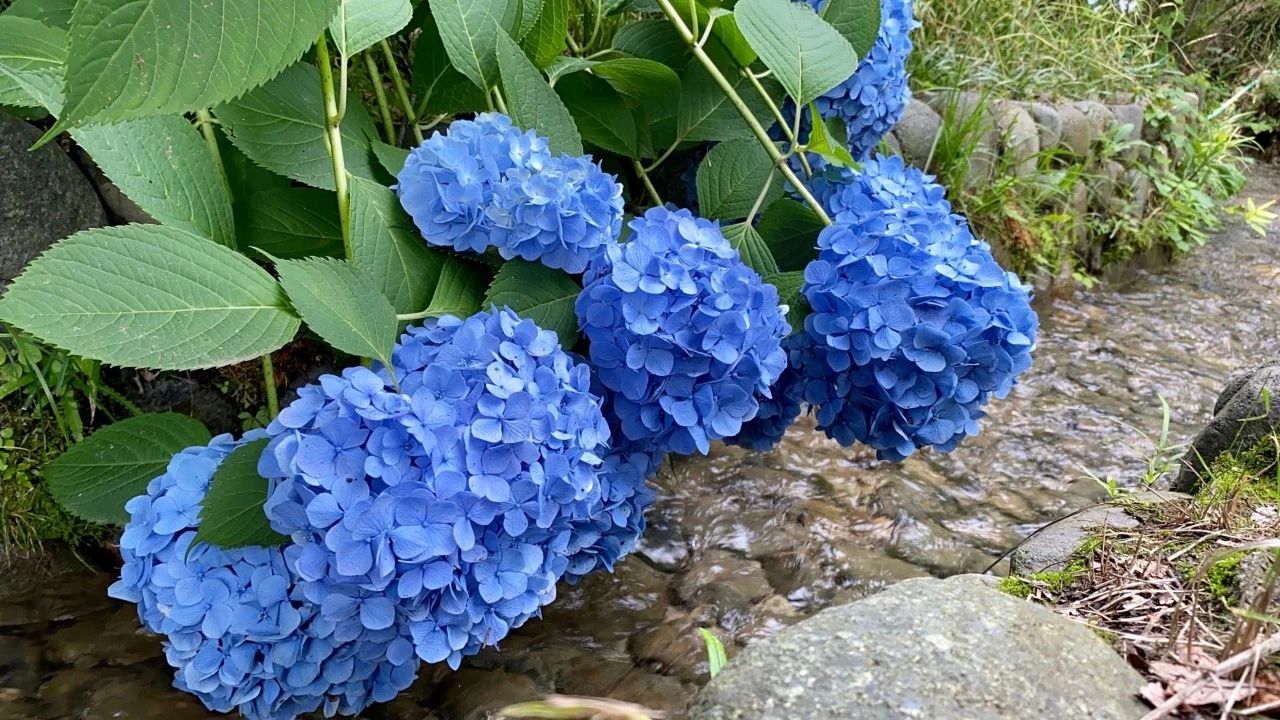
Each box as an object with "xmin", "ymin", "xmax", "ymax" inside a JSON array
[
  {"xmin": 796, "ymin": 156, "xmax": 1038, "ymax": 460},
  {"xmin": 724, "ymin": 334, "xmax": 806, "ymax": 453},
  {"xmin": 395, "ymin": 113, "xmax": 624, "ymax": 274},
  {"xmin": 807, "ymin": 0, "xmax": 916, "ymax": 160},
  {"xmin": 576, "ymin": 206, "xmax": 791, "ymax": 456},
  {"xmin": 110, "ymin": 434, "xmax": 419, "ymax": 720},
  {"xmin": 258, "ymin": 308, "xmax": 642, "ymax": 673}
]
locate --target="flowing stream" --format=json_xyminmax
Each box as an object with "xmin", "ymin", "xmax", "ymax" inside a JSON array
[{"xmin": 2, "ymin": 169, "xmax": 1279, "ymax": 720}]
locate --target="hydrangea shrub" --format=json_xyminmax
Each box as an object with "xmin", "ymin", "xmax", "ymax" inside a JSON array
[{"xmin": 0, "ymin": 0, "xmax": 1041, "ymax": 717}]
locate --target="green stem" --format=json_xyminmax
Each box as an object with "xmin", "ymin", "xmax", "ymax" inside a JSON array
[
  {"xmin": 644, "ymin": 138, "xmax": 682, "ymax": 173},
  {"xmin": 744, "ymin": 169, "xmax": 776, "ymax": 226},
  {"xmin": 654, "ymin": 0, "xmax": 832, "ymax": 226},
  {"xmin": 315, "ymin": 36, "xmax": 353, "ymax": 259},
  {"xmin": 260, "ymin": 354, "xmax": 280, "ymax": 417},
  {"xmin": 364, "ymin": 53, "xmax": 397, "ymax": 144},
  {"xmin": 396, "ymin": 309, "xmax": 436, "ymax": 322},
  {"xmin": 491, "ymin": 86, "xmax": 509, "ymax": 115},
  {"xmin": 380, "ymin": 40, "xmax": 423, "ymax": 144},
  {"xmin": 194, "ymin": 109, "xmax": 232, "ymax": 203},
  {"xmin": 633, "ymin": 159, "xmax": 663, "ymax": 206},
  {"xmin": 742, "ymin": 68, "xmax": 793, "ymax": 145}
]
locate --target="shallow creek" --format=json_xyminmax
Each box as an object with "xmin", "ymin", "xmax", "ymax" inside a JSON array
[{"xmin": 2, "ymin": 170, "xmax": 1279, "ymax": 720}]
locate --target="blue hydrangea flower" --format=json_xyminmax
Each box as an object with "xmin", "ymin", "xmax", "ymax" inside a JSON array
[
  {"xmin": 395, "ymin": 113, "xmax": 624, "ymax": 273},
  {"xmin": 724, "ymin": 333, "xmax": 807, "ymax": 452},
  {"xmin": 796, "ymin": 156, "xmax": 1038, "ymax": 460},
  {"xmin": 805, "ymin": 0, "xmax": 915, "ymax": 160},
  {"xmin": 110, "ymin": 434, "xmax": 419, "ymax": 720},
  {"xmin": 576, "ymin": 206, "xmax": 791, "ymax": 456},
  {"xmin": 259, "ymin": 309, "xmax": 617, "ymax": 672}
]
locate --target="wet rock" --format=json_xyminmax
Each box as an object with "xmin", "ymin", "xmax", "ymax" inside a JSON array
[
  {"xmin": 1022, "ymin": 102, "xmax": 1063, "ymax": 151},
  {"xmin": 44, "ymin": 605, "xmax": 161, "ymax": 668},
  {"xmin": 688, "ymin": 578, "xmax": 1148, "ymax": 720},
  {"xmin": 77, "ymin": 667, "xmax": 222, "ymax": 720},
  {"xmin": 607, "ymin": 671, "xmax": 691, "ymax": 716},
  {"xmin": 1126, "ymin": 169, "xmax": 1152, "ymax": 219},
  {"xmin": 540, "ymin": 558, "xmax": 671, "ymax": 636},
  {"xmin": 0, "ymin": 111, "xmax": 106, "ymax": 284},
  {"xmin": 0, "ymin": 635, "xmax": 41, "ymax": 697},
  {"xmin": 1176, "ymin": 363, "xmax": 1280, "ymax": 492},
  {"xmin": 0, "ymin": 696, "xmax": 40, "ymax": 720},
  {"xmin": 1010, "ymin": 503, "xmax": 1139, "ymax": 576},
  {"xmin": 1056, "ymin": 104, "xmax": 1093, "ymax": 158},
  {"xmin": 635, "ymin": 512, "xmax": 689, "ymax": 572},
  {"xmin": 128, "ymin": 375, "xmax": 241, "ymax": 436},
  {"xmin": 0, "ymin": 572, "xmax": 113, "ymax": 629},
  {"xmin": 1073, "ymin": 101, "xmax": 1115, "ymax": 143},
  {"xmin": 676, "ymin": 550, "xmax": 772, "ymax": 611},
  {"xmin": 892, "ymin": 99, "xmax": 942, "ymax": 169},
  {"xmin": 993, "ymin": 101, "xmax": 1040, "ymax": 178},
  {"xmin": 1109, "ymin": 103, "xmax": 1146, "ymax": 163},
  {"xmin": 629, "ymin": 606, "xmax": 721, "ymax": 682},
  {"xmin": 437, "ymin": 668, "xmax": 539, "ymax": 720}
]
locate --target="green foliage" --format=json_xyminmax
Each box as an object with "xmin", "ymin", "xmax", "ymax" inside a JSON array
[
  {"xmin": 348, "ymin": 176, "xmax": 448, "ymax": 314},
  {"xmin": 0, "ymin": 15, "xmax": 63, "ymax": 109},
  {"xmin": 485, "ymin": 261, "xmax": 583, "ymax": 347},
  {"xmin": 734, "ymin": 0, "xmax": 857, "ymax": 105},
  {"xmin": 0, "ymin": 225, "xmax": 301, "ymax": 370},
  {"xmin": 698, "ymin": 628, "xmax": 728, "ymax": 678},
  {"xmin": 44, "ymin": 413, "xmax": 211, "ymax": 525},
  {"xmin": 216, "ymin": 63, "xmax": 381, "ymax": 192},
  {"xmin": 193, "ymin": 438, "xmax": 288, "ymax": 550},
  {"xmin": 696, "ymin": 138, "xmax": 783, "ymax": 221},
  {"xmin": 72, "ymin": 116, "xmax": 237, "ymax": 248},
  {"xmin": 55, "ymin": 0, "xmax": 338, "ymax": 130},
  {"xmin": 331, "ymin": 0, "xmax": 412, "ymax": 57},
  {"xmin": 497, "ymin": 29, "xmax": 584, "ymax": 155},
  {"xmin": 238, "ymin": 187, "xmax": 344, "ymax": 259},
  {"xmin": 274, "ymin": 256, "xmax": 399, "ymax": 369}
]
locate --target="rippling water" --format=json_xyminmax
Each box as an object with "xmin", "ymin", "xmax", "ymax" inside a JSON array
[{"xmin": 3, "ymin": 170, "xmax": 1279, "ymax": 720}]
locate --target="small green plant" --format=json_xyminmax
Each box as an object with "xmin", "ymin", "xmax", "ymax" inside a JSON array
[{"xmin": 699, "ymin": 628, "xmax": 728, "ymax": 678}]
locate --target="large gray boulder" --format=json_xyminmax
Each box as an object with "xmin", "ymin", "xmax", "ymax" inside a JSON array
[
  {"xmin": 1023, "ymin": 102, "xmax": 1063, "ymax": 152},
  {"xmin": 1176, "ymin": 362, "xmax": 1280, "ymax": 492},
  {"xmin": 1056, "ymin": 103, "xmax": 1094, "ymax": 158},
  {"xmin": 892, "ymin": 98, "xmax": 942, "ymax": 169},
  {"xmin": 1108, "ymin": 103, "xmax": 1146, "ymax": 164},
  {"xmin": 689, "ymin": 577, "xmax": 1148, "ymax": 720},
  {"xmin": 993, "ymin": 101, "xmax": 1040, "ymax": 178},
  {"xmin": 0, "ymin": 112, "xmax": 106, "ymax": 283}
]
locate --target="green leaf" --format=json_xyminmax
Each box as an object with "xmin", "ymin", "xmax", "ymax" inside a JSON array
[
  {"xmin": 762, "ymin": 270, "xmax": 808, "ymax": 331},
  {"xmin": 420, "ymin": 257, "xmax": 487, "ymax": 318},
  {"xmin": 71, "ymin": 116, "xmax": 236, "ymax": 248},
  {"xmin": 411, "ymin": 9, "xmax": 489, "ymax": 114},
  {"xmin": 348, "ymin": 175, "xmax": 447, "ymax": 314},
  {"xmin": 331, "ymin": 0, "xmax": 412, "ymax": 57},
  {"xmin": 557, "ymin": 72, "xmax": 635, "ymax": 156},
  {"xmin": 371, "ymin": 140, "xmax": 410, "ymax": 176},
  {"xmin": 56, "ymin": 0, "xmax": 339, "ymax": 129},
  {"xmin": 591, "ymin": 58, "xmax": 680, "ymax": 106},
  {"xmin": 722, "ymin": 222, "xmax": 779, "ymax": 275},
  {"xmin": 216, "ymin": 63, "xmax": 380, "ymax": 192},
  {"xmin": 274, "ymin": 257, "xmax": 398, "ymax": 368},
  {"xmin": 804, "ymin": 103, "xmax": 857, "ymax": 168},
  {"xmin": 44, "ymin": 413, "xmax": 211, "ymax": 525},
  {"xmin": 821, "ymin": 0, "xmax": 880, "ymax": 58},
  {"xmin": 699, "ymin": 628, "xmax": 728, "ymax": 678},
  {"xmin": 0, "ymin": 15, "xmax": 65, "ymax": 110},
  {"xmin": 0, "ymin": 225, "xmax": 300, "ymax": 370},
  {"xmin": 428, "ymin": 0, "xmax": 513, "ymax": 89},
  {"xmin": 239, "ymin": 188, "xmax": 344, "ymax": 259},
  {"xmin": 676, "ymin": 59, "xmax": 781, "ymax": 143},
  {"xmin": 484, "ymin": 260, "xmax": 581, "ymax": 347},
  {"xmin": 519, "ymin": 0, "xmax": 569, "ymax": 67},
  {"xmin": 735, "ymin": 0, "xmax": 857, "ymax": 105},
  {"xmin": 515, "ymin": 0, "xmax": 543, "ymax": 39},
  {"xmin": 2, "ymin": 0, "xmax": 76, "ymax": 28},
  {"xmin": 496, "ymin": 30, "xmax": 583, "ymax": 156},
  {"xmin": 696, "ymin": 138, "xmax": 783, "ymax": 221},
  {"xmin": 756, "ymin": 198, "xmax": 822, "ymax": 272},
  {"xmin": 219, "ymin": 127, "xmax": 291, "ymax": 195},
  {"xmin": 612, "ymin": 19, "xmax": 689, "ymax": 73},
  {"xmin": 193, "ymin": 438, "xmax": 288, "ymax": 550}
]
